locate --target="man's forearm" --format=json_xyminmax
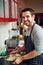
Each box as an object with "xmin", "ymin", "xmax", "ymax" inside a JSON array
[
  {"xmin": 17, "ymin": 46, "xmax": 25, "ymax": 53},
  {"xmin": 21, "ymin": 50, "xmax": 38, "ymax": 61},
  {"xmin": 15, "ymin": 46, "xmax": 25, "ymax": 54}
]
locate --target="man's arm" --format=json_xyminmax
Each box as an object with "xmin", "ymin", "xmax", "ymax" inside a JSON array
[
  {"xmin": 21, "ymin": 50, "xmax": 38, "ymax": 61},
  {"xmin": 12, "ymin": 50, "xmax": 38, "ymax": 64},
  {"xmin": 10, "ymin": 46, "xmax": 25, "ymax": 54}
]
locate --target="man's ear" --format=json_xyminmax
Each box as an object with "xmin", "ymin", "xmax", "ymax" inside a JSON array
[{"xmin": 33, "ymin": 15, "xmax": 35, "ymax": 19}]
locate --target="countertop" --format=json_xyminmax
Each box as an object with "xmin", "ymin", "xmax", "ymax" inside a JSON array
[{"xmin": 0, "ymin": 56, "xmax": 27, "ymax": 65}]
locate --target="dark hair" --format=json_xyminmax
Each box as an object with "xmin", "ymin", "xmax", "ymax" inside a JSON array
[{"xmin": 20, "ymin": 8, "xmax": 35, "ymax": 18}]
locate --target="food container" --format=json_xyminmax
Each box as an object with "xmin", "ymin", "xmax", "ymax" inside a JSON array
[{"xmin": 5, "ymin": 54, "xmax": 21, "ymax": 61}]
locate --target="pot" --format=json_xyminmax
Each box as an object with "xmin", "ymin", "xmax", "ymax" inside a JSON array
[{"xmin": 5, "ymin": 37, "xmax": 18, "ymax": 48}]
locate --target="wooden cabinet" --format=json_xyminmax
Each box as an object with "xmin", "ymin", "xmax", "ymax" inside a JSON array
[{"xmin": 35, "ymin": 13, "xmax": 43, "ymax": 26}]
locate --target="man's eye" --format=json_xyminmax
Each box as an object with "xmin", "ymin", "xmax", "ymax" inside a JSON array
[
  {"xmin": 27, "ymin": 16, "xmax": 29, "ymax": 18},
  {"xmin": 22, "ymin": 17, "xmax": 25, "ymax": 19}
]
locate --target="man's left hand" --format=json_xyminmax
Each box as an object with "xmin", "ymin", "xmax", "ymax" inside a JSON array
[{"xmin": 12, "ymin": 57, "xmax": 23, "ymax": 64}]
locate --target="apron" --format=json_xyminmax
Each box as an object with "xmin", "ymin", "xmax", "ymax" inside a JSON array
[
  {"xmin": 24, "ymin": 23, "xmax": 43, "ymax": 65},
  {"xmin": 24, "ymin": 23, "xmax": 35, "ymax": 54},
  {"xmin": 24, "ymin": 36, "xmax": 35, "ymax": 54}
]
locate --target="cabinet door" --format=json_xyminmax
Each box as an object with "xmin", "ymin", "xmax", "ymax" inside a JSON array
[
  {"xmin": 0, "ymin": 0, "xmax": 18, "ymax": 22},
  {"xmin": 0, "ymin": 0, "xmax": 4, "ymax": 18}
]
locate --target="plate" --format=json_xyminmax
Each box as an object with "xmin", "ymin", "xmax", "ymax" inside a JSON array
[{"xmin": 5, "ymin": 54, "xmax": 21, "ymax": 61}]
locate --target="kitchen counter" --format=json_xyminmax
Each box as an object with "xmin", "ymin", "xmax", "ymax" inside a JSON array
[
  {"xmin": 0, "ymin": 56, "xmax": 27, "ymax": 65},
  {"xmin": 0, "ymin": 57, "xmax": 13, "ymax": 65}
]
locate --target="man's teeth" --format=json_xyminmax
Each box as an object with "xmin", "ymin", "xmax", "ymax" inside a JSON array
[{"xmin": 25, "ymin": 22, "xmax": 29, "ymax": 25}]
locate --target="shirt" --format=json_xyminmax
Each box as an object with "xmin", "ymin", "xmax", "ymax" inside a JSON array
[{"xmin": 31, "ymin": 24, "xmax": 43, "ymax": 55}]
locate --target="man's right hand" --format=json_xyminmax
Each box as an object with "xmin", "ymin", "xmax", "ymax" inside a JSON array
[{"xmin": 10, "ymin": 50, "xmax": 18, "ymax": 54}]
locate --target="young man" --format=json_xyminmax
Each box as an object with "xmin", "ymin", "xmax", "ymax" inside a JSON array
[{"xmin": 13, "ymin": 8, "xmax": 43, "ymax": 65}]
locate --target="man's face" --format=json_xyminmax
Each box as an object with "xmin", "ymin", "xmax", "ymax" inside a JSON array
[{"xmin": 22, "ymin": 11, "xmax": 35, "ymax": 29}]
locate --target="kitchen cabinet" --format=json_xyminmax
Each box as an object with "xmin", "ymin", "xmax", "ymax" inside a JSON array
[
  {"xmin": 35, "ymin": 13, "xmax": 43, "ymax": 27},
  {"xmin": 0, "ymin": 0, "xmax": 18, "ymax": 22}
]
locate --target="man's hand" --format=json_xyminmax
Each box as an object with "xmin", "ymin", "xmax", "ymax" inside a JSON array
[
  {"xmin": 10, "ymin": 50, "xmax": 16, "ymax": 54},
  {"xmin": 12, "ymin": 56, "xmax": 23, "ymax": 64}
]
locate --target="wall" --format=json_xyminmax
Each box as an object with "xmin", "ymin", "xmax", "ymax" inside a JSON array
[
  {"xmin": 0, "ymin": 22, "xmax": 12, "ymax": 46},
  {"xmin": 0, "ymin": 0, "xmax": 18, "ymax": 52},
  {"xmin": 19, "ymin": 0, "xmax": 43, "ymax": 13},
  {"xmin": 0, "ymin": 0, "xmax": 17, "ymax": 46},
  {"xmin": 0, "ymin": 22, "xmax": 17, "ymax": 46}
]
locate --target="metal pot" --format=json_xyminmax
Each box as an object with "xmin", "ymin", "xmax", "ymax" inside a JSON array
[{"xmin": 5, "ymin": 37, "xmax": 18, "ymax": 48}]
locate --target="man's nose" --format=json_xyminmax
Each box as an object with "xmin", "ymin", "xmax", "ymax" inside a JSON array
[{"xmin": 24, "ymin": 17, "xmax": 27, "ymax": 21}]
